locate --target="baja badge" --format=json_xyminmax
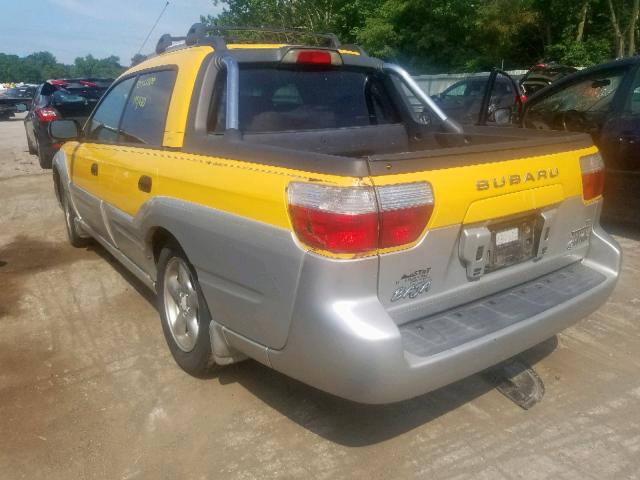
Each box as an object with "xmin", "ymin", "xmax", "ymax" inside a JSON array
[{"xmin": 391, "ymin": 268, "xmax": 432, "ymax": 302}]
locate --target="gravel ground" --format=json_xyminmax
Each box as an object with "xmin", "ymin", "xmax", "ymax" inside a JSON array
[
  {"xmin": 0, "ymin": 113, "xmax": 42, "ymax": 178},
  {"xmin": 1, "ymin": 116, "xmax": 639, "ymax": 480}
]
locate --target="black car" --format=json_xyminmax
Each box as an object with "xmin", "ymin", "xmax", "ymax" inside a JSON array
[
  {"xmin": 0, "ymin": 85, "xmax": 37, "ymax": 120},
  {"xmin": 434, "ymin": 76, "xmax": 520, "ymax": 124},
  {"xmin": 521, "ymin": 58, "xmax": 640, "ymax": 223},
  {"xmin": 519, "ymin": 63, "xmax": 578, "ymax": 99},
  {"xmin": 24, "ymin": 78, "xmax": 113, "ymax": 168}
]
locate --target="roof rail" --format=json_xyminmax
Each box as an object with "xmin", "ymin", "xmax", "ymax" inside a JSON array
[
  {"xmin": 155, "ymin": 34, "xmax": 186, "ymax": 54},
  {"xmin": 155, "ymin": 23, "xmax": 359, "ymax": 55}
]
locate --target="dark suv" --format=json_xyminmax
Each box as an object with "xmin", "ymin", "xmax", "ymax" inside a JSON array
[{"xmin": 24, "ymin": 78, "xmax": 112, "ymax": 168}]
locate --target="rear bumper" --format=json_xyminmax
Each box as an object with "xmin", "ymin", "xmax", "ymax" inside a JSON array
[{"xmin": 267, "ymin": 226, "xmax": 621, "ymax": 404}]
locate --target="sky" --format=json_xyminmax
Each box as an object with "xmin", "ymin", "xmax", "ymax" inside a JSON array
[{"xmin": 0, "ymin": 0, "xmax": 222, "ymax": 65}]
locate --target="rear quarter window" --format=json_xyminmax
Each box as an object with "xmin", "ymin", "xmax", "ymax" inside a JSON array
[{"xmin": 119, "ymin": 70, "xmax": 177, "ymax": 145}]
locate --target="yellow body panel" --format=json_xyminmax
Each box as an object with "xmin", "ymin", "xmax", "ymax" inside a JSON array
[
  {"xmin": 153, "ymin": 151, "xmax": 368, "ymax": 229},
  {"xmin": 463, "ymin": 184, "xmax": 564, "ymax": 224}
]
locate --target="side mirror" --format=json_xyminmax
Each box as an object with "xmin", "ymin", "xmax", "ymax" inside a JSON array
[
  {"xmin": 49, "ymin": 120, "xmax": 79, "ymax": 141},
  {"xmin": 493, "ymin": 107, "xmax": 512, "ymax": 125},
  {"xmin": 416, "ymin": 106, "xmax": 432, "ymax": 125}
]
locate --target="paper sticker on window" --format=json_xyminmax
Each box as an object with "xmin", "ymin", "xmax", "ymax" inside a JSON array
[{"xmin": 133, "ymin": 95, "xmax": 147, "ymax": 109}]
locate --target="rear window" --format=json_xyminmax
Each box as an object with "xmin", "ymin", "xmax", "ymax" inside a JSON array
[
  {"xmin": 209, "ymin": 67, "xmax": 400, "ymax": 133},
  {"xmin": 51, "ymin": 86, "xmax": 108, "ymax": 117},
  {"xmin": 4, "ymin": 87, "xmax": 35, "ymax": 98}
]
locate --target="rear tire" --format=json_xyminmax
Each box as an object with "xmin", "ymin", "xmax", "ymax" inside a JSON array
[
  {"xmin": 26, "ymin": 131, "xmax": 37, "ymax": 154},
  {"xmin": 61, "ymin": 188, "xmax": 89, "ymax": 248},
  {"xmin": 37, "ymin": 141, "xmax": 52, "ymax": 169},
  {"xmin": 157, "ymin": 242, "xmax": 217, "ymax": 377}
]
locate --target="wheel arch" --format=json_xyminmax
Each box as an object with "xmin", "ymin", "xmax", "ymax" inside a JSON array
[
  {"xmin": 51, "ymin": 150, "xmax": 71, "ymax": 207},
  {"xmin": 147, "ymin": 226, "xmax": 181, "ymax": 266}
]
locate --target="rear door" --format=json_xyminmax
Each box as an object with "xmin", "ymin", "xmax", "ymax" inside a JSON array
[
  {"xmin": 71, "ymin": 77, "xmax": 136, "ymax": 240},
  {"xmin": 598, "ymin": 65, "xmax": 640, "ymax": 219},
  {"xmin": 598, "ymin": 65, "xmax": 640, "ymax": 172},
  {"xmin": 24, "ymin": 85, "xmax": 42, "ymax": 144}
]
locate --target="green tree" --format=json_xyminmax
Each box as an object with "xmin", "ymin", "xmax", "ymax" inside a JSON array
[
  {"xmin": 71, "ymin": 55, "xmax": 124, "ymax": 78},
  {"xmin": 203, "ymin": 0, "xmax": 638, "ymax": 71},
  {"xmin": 130, "ymin": 53, "xmax": 147, "ymax": 67}
]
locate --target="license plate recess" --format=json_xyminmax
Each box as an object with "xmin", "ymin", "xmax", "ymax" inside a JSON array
[{"xmin": 485, "ymin": 216, "xmax": 541, "ymax": 272}]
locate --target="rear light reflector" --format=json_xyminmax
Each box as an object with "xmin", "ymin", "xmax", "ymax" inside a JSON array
[
  {"xmin": 35, "ymin": 107, "xmax": 59, "ymax": 122},
  {"xmin": 377, "ymin": 183, "xmax": 434, "ymax": 248},
  {"xmin": 580, "ymin": 153, "xmax": 605, "ymax": 201},
  {"xmin": 281, "ymin": 49, "xmax": 343, "ymax": 66},
  {"xmin": 287, "ymin": 181, "xmax": 434, "ymax": 254}
]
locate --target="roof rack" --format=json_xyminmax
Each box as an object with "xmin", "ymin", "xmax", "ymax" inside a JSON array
[{"xmin": 155, "ymin": 22, "xmax": 363, "ymax": 55}]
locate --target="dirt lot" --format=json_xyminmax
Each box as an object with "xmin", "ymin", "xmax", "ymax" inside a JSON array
[{"xmin": 1, "ymin": 114, "xmax": 640, "ymax": 480}]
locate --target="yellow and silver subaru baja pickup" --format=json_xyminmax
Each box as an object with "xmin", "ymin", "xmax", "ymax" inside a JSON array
[{"xmin": 48, "ymin": 24, "xmax": 621, "ymax": 404}]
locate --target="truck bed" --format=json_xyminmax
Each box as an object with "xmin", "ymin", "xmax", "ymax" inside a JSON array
[{"xmin": 237, "ymin": 124, "xmax": 593, "ymax": 175}]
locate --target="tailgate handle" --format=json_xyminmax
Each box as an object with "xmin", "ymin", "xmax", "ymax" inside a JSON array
[
  {"xmin": 138, "ymin": 175, "xmax": 152, "ymax": 193},
  {"xmin": 90, "ymin": 163, "xmax": 98, "ymax": 176}
]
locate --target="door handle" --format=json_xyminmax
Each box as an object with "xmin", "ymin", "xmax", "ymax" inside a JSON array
[
  {"xmin": 138, "ymin": 175, "xmax": 152, "ymax": 193},
  {"xmin": 618, "ymin": 134, "xmax": 639, "ymax": 144},
  {"xmin": 90, "ymin": 163, "xmax": 98, "ymax": 176}
]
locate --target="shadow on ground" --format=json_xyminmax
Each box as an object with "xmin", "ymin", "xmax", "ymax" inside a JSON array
[{"xmin": 211, "ymin": 337, "xmax": 558, "ymax": 446}]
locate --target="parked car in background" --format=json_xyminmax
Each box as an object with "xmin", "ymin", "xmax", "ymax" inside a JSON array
[
  {"xmin": 24, "ymin": 78, "xmax": 113, "ymax": 168},
  {"xmin": 521, "ymin": 57, "xmax": 640, "ymax": 223},
  {"xmin": 433, "ymin": 76, "xmax": 520, "ymax": 124},
  {"xmin": 0, "ymin": 85, "xmax": 37, "ymax": 120},
  {"xmin": 519, "ymin": 63, "xmax": 578, "ymax": 100}
]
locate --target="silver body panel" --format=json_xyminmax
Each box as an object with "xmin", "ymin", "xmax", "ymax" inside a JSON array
[{"xmin": 53, "ymin": 149, "xmax": 622, "ymax": 404}]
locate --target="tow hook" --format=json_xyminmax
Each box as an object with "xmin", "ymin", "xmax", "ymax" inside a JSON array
[{"xmin": 483, "ymin": 358, "xmax": 545, "ymax": 410}]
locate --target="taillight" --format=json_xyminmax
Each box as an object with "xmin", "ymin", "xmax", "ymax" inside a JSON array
[
  {"xmin": 35, "ymin": 107, "xmax": 59, "ymax": 122},
  {"xmin": 287, "ymin": 182, "xmax": 434, "ymax": 254},
  {"xmin": 377, "ymin": 183, "xmax": 434, "ymax": 248},
  {"xmin": 580, "ymin": 152, "xmax": 605, "ymax": 201},
  {"xmin": 520, "ymin": 94, "xmax": 527, "ymax": 103},
  {"xmin": 281, "ymin": 49, "xmax": 343, "ymax": 66}
]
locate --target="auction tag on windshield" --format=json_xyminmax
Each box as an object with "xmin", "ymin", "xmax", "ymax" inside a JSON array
[{"xmin": 495, "ymin": 227, "xmax": 519, "ymax": 246}]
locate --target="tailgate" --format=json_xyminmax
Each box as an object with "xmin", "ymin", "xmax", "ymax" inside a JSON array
[{"xmin": 369, "ymin": 135, "xmax": 601, "ymax": 324}]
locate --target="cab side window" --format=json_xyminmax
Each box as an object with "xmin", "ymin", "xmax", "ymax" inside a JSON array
[
  {"xmin": 119, "ymin": 70, "xmax": 177, "ymax": 145},
  {"xmin": 87, "ymin": 77, "xmax": 135, "ymax": 143}
]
